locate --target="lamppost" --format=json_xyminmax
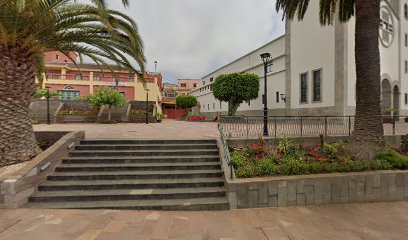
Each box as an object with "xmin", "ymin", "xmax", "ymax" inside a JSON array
[
  {"xmin": 45, "ymin": 86, "xmax": 51, "ymax": 125},
  {"xmin": 260, "ymin": 53, "xmax": 272, "ymax": 136},
  {"xmin": 154, "ymin": 61, "xmax": 158, "ymax": 74},
  {"xmin": 145, "ymin": 89, "xmax": 150, "ymax": 124}
]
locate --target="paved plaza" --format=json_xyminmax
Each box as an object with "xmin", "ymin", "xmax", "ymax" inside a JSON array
[
  {"xmin": 33, "ymin": 120, "xmax": 220, "ymax": 139},
  {"xmin": 1, "ymin": 202, "xmax": 407, "ymax": 240}
]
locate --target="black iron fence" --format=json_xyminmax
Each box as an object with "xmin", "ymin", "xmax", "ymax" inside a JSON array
[{"xmin": 219, "ymin": 115, "xmax": 408, "ymax": 138}]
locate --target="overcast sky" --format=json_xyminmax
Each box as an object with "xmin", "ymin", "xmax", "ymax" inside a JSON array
[{"xmin": 106, "ymin": 0, "xmax": 285, "ymax": 84}]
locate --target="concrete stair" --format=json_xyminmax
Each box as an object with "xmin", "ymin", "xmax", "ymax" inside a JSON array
[{"xmin": 25, "ymin": 139, "xmax": 229, "ymax": 211}]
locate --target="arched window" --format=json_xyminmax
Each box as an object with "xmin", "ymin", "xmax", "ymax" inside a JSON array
[
  {"xmin": 405, "ymin": 4, "xmax": 408, "ymax": 19},
  {"xmin": 63, "ymin": 85, "xmax": 74, "ymax": 90},
  {"xmin": 59, "ymin": 85, "xmax": 80, "ymax": 100}
]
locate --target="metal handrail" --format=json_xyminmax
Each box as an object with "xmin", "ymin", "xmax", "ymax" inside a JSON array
[{"xmin": 218, "ymin": 123, "xmax": 234, "ymax": 180}]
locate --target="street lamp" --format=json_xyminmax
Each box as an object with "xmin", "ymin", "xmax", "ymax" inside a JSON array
[
  {"xmin": 45, "ymin": 86, "xmax": 51, "ymax": 125},
  {"xmin": 145, "ymin": 89, "xmax": 150, "ymax": 124},
  {"xmin": 260, "ymin": 53, "xmax": 272, "ymax": 136}
]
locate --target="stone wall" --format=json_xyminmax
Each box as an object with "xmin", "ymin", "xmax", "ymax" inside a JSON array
[
  {"xmin": 226, "ymin": 170, "xmax": 408, "ymax": 209},
  {"xmin": 0, "ymin": 131, "xmax": 85, "ymax": 208}
]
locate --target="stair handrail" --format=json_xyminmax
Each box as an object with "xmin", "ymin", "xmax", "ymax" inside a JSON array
[{"xmin": 218, "ymin": 123, "xmax": 235, "ymax": 180}]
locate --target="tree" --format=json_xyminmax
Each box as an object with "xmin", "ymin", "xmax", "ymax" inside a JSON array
[
  {"xmin": 276, "ymin": 0, "xmax": 383, "ymax": 159},
  {"xmin": 86, "ymin": 87, "xmax": 127, "ymax": 121},
  {"xmin": 34, "ymin": 88, "xmax": 61, "ymax": 99},
  {"xmin": 0, "ymin": 0, "xmax": 146, "ymax": 166},
  {"xmin": 176, "ymin": 95, "xmax": 198, "ymax": 113},
  {"xmin": 212, "ymin": 73, "xmax": 259, "ymax": 116}
]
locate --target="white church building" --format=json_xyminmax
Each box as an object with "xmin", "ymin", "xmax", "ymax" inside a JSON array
[{"xmin": 191, "ymin": 0, "xmax": 408, "ymax": 118}]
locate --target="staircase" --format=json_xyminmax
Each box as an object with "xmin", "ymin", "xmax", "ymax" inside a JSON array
[{"xmin": 26, "ymin": 139, "xmax": 229, "ymax": 211}]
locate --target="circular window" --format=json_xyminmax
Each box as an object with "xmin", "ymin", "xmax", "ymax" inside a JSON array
[{"xmin": 379, "ymin": 6, "xmax": 395, "ymax": 48}]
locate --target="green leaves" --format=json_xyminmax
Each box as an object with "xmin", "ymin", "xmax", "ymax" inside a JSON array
[
  {"xmin": 212, "ymin": 73, "xmax": 259, "ymax": 116},
  {"xmin": 85, "ymin": 87, "xmax": 127, "ymax": 108},
  {"xmin": 176, "ymin": 95, "xmax": 198, "ymax": 110},
  {"xmin": 0, "ymin": 0, "xmax": 146, "ymax": 81},
  {"xmin": 275, "ymin": 0, "xmax": 355, "ymax": 26}
]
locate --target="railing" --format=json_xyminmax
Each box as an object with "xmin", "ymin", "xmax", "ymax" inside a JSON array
[
  {"xmin": 218, "ymin": 124, "xmax": 234, "ymax": 180},
  {"xmin": 46, "ymin": 74, "xmax": 89, "ymax": 81},
  {"xmin": 220, "ymin": 115, "xmax": 408, "ymax": 138}
]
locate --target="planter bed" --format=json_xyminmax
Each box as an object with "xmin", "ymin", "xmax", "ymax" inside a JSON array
[
  {"xmin": 225, "ymin": 137, "xmax": 408, "ymax": 208},
  {"xmin": 56, "ymin": 114, "xmax": 98, "ymax": 123}
]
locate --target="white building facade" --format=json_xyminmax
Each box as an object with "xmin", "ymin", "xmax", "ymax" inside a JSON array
[{"xmin": 191, "ymin": 0, "xmax": 408, "ymax": 118}]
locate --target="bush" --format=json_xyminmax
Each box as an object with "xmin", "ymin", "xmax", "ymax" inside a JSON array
[
  {"xmin": 230, "ymin": 140, "xmax": 408, "ymax": 178},
  {"xmin": 176, "ymin": 95, "xmax": 198, "ymax": 110}
]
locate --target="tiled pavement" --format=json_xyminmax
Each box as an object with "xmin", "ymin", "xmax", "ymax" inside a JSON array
[
  {"xmin": 1, "ymin": 202, "xmax": 408, "ymax": 239},
  {"xmin": 33, "ymin": 120, "xmax": 220, "ymax": 139}
]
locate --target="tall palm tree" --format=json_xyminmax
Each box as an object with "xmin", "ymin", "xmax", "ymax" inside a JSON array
[
  {"xmin": 0, "ymin": 0, "xmax": 146, "ymax": 166},
  {"xmin": 276, "ymin": 0, "xmax": 383, "ymax": 159}
]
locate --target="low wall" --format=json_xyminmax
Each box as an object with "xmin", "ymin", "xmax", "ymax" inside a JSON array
[
  {"xmin": 226, "ymin": 170, "xmax": 408, "ymax": 209},
  {"xmin": 0, "ymin": 131, "xmax": 85, "ymax": 208}
]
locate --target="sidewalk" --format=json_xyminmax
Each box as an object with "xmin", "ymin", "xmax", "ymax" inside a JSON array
[
  {"xmin": 33, "ymin": 120, "xmax": 220, "ymax": 139},
  {"xmin": 1, "ymin": 202, "xmax": 407, "ymax": 240}
]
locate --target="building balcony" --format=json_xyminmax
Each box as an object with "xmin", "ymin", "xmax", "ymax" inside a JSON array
[{"xmin": 46, "ymin": 74, "xmax": 89, "ymax": 81}]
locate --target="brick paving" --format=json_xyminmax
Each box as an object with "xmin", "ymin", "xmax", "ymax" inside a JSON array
[
  {"xmin": 33, "ymin": 120, "xmax": 219, "ymax": 139},
  {"xmin": 0, "ymin": 202, "xmax": 407, "ymax": 239}
]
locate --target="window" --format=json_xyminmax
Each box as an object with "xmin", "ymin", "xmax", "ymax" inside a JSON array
[
  {"xmin": 248, "ymin": 100, "xmax": 250, "ymax": 106},
  {"xmin": 203, "ymin": 81, "xmax": 206, "ymax": 85},
  {"xmin": 58, "ymin": 86, "xmax": 80, "ymax": 100},
  {"xmin": 93, "ymin": 74, "xmax": 101, "ymax": 81},
  {"xmin": 405, "ymin": 93, "xmax": 408, "ymax": 105},
  {"xmin": 181, "ymin": 83, "xmax": 187, "ymax": 88},
  {"xmin": 55, "ymin": 54, "xmax": 59, "ymax": 60},
  {"xmin": 405, "ymin": 61, "xmax": 408, "ymax": 74},
  {"xmin": 213, "ymin": 103, "xmax": 215, "ymax": 109},
  {"xmin": 313, "ymin": 69, "xmax": 322, "ymax": 102},
  {"xmin": 220, "ymin": 101, "xmax": 222, "ymax": 109},
  {"xmin": 193, "ymin": 83, "xmax": 197, "ymax": 88},
  {"xmin": 210, "ymin": 77, "xmax": 214, "ymax": 82},
  {"xmin": 405, "ymin": 4, "xmax": 408, "ymax": 19},
  {"xmin": 207, "ymin": 104, "xmax": 209, "ymax": 110},
  {"xmin": 276, "ymin": 92, "xmax": 280, "ymax": 103},
  {"xmin": 267, "ymin": 62, "xmax": 273, "ymax": 73},
  {"xmin": 405, "ymin": 34, "xmax": 408, "ymax": 47},
  {"xmin": 300, "ymin": 73, "xmax": 308, "ymax": 103}
]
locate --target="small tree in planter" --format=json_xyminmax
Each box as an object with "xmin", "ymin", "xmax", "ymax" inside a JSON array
[
  {"xmin": 212, "ymin": 73, "xmax": 259, "ymax": 116},
  {"xmin": 86, "ymin": 87, "xmax": 127, "ymax": 122},
  {"xmin": 176, "ymin": 95, "xmax": 198, "ymax": 117}
]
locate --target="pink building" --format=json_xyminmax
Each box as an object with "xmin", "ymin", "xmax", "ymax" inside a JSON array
[{"xmin": 177, "ymin": 79, "xmax": 201, "ymax": 95}]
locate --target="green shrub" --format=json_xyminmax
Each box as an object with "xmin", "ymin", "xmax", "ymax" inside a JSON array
[{"xmin": 376, "ymin": 150, "xmax": 408, "ymax": 169}]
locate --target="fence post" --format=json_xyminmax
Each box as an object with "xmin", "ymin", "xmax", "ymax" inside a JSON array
[
  {"xmin": 246, "ymin": 117, "xmax": 249, "ymax": 138},
  {"xmin": 324, "ymin": 116, "xmax": 328, "ymax": 136},
  {"xmin": 274, "ymin": 117, "xmax": 277, "ymax": 138},
  {"xmin": 300, "ymin": 117, "xmax": 303, "ymax": 137},
  {"xmin": 348, "ymin": 116, "xmax": 351, "ymax": 136},
  {"xmin": 393, "ymin": 116, "xmax": 396, "ymax": 135}
]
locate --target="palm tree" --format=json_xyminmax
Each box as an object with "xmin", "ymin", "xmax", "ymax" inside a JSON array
[
  {"xmin": 276, "ymin": 0, "xmax": 383, "ymax": 159},
  {"xmin": 0, "ymin": 0, "xmax": 146, "ymax": 166}
]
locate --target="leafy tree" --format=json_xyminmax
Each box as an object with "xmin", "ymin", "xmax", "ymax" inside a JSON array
[
  {"xmin": 0, "ymin": 0, "xmax": 145, "ymax": 166},
  {"xmin": 86, "ymin": 87, "xmax": 127, "ymax": 121},
  {"xmin": 212, "ymin": 73, "xmax": 259, "ymax": 116},
  {"xmin": 176, "ymin": 95, "xmax": 198, "ymax": 113},
  {"xmin": 276, "ymin": 0, "xmax": 383, "ymax": 159}
]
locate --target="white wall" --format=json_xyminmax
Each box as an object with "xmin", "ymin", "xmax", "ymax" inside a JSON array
[
  {"xmin": 399, "ymin": 0, "xmax": 408, "ymax": 112},
  {"xmin": 289, "ymin": 0, "xmax": 336, "ymax": 109},
  {"xmin": 193, "ymin": 36, "xmax": 286, "ymax": 114}
]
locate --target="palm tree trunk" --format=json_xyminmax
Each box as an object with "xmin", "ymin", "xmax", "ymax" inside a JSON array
[
  {"xmin": 0, "ymin": 46, "xmax": 41, "ymax": 167},
  {"xmin": 352, "ymin": 0, "xmax": 384, "ymax": 159}
]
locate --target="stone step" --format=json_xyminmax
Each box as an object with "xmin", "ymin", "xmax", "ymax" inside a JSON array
[
  {"xmin": 62, "ymin": 155, "xmax": 220, "ymax": 164},
  {"xmin": 70, "ymin": 149, "xmax": 219, "ymax": 157},
  {"xmin": 29, "ymin": 187, "xmax": 226, "ymax": 202},
  {"xmin": 75, "ymin": 143, "xmax": 218, "ymax": 151},
  {"xmin": 38, "ymin": 178, "xmax": 225, "ymax": 191},
  {"xmin": 48, "ymin": 169, "xmax": 224, "ymax": 181},
  {"xmin": 80, "ymin": 139, "xmax": 217, "ymax": 145},
  {"xmin": 55, "ymin": 162, "xmax": 221, "ymax": 172},
  {"xmin": 25, "ymin": 197, "xmax": 230, "ymax": 211}
]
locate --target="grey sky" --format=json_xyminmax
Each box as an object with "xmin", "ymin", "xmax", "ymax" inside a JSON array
[{"xmin": 106, "ymin": 0, "xmax": 285, "ymax": 84}]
